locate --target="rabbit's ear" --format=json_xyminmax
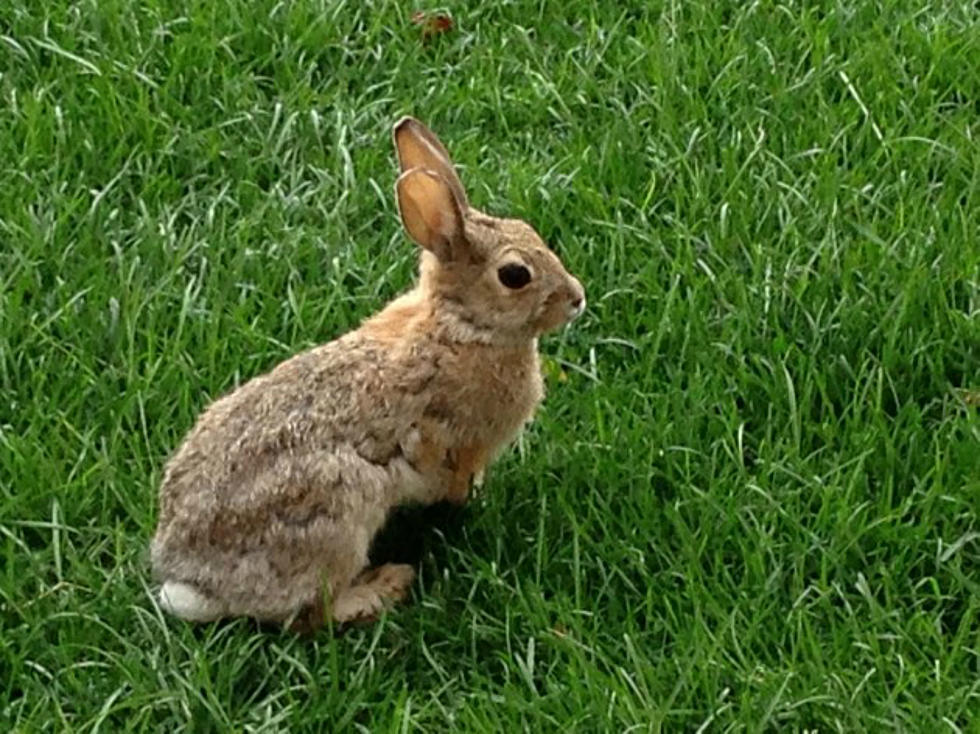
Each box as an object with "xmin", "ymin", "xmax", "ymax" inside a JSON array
[
  {"xmin": 393, "ymin": 117, "xmax": 469, "ymax": 208},
  {"xmin": 396, "ymin": 168, "xmax": 465, "ymax": 262}
]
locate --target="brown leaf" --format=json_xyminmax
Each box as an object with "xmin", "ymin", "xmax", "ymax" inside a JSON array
[{"xmin": 411, "ymin": 11, "xmax": 454, "ymax": 41}]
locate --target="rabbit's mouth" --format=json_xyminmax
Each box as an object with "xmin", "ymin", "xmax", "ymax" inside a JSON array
[
  {"xmin": 568, "ymin": 296, "xmax": 586, "ymax": 321},
  {"xmin": 535, "ymin": 295, "xmax": 585, "ymax": 334}
]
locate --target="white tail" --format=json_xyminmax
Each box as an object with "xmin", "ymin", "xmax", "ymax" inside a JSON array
[{"xmin": 158, "ymin": 581, "xmax": 226, "ymax": 622}]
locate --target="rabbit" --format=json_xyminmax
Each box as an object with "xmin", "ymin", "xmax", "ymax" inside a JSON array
[{"xmin": 150, "ymin": 117, "xmax": 586, "ymax": 631}]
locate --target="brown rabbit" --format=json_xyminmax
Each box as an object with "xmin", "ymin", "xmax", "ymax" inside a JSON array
[{"xmin": 150, "ymin": 117, "xmax": 585, "ymax": 630}]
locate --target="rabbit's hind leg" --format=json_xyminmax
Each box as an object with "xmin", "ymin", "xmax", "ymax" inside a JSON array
[{"xmin": 331, "ymin": 564, "xmax": 416, "ymax": 625}]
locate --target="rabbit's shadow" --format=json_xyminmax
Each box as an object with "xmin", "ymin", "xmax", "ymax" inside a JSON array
[{"xmin": 368, "ymin": 500, "xmax": 469, "ymax": 573}]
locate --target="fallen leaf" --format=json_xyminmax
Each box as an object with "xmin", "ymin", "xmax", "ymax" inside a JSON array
[
  {"xmin": 960, "ymin": 389, "xmax": 980, "ymax": 407},
  {"xmin": 411, "ymin": 10, "xmax": 454, "ymax": 41}
]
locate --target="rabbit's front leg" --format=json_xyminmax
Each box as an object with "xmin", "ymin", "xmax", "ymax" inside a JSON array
[
  {"xmin": 444, "ymin": 444, "xmax": 490, "ymax": 505},
  {"xmin": 401, "ymin": 420, "xmax": 488, "ymax": 504}
]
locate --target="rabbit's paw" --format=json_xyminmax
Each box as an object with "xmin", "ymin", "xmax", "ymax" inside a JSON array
[
  {"xmin": 332, "ymin": 564, "xmax": 416, "ymax": 624},
  {"xmin": 358, "ymin": 563, "xmax": 416, "ymax": 602},
  {"xmin": 332, "ymin": 585, "xmax": 384, "ymax": 624}
]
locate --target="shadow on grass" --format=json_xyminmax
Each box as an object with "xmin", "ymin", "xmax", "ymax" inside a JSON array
[{"xmin": 369, "ymin": 500, "xmax": 470, "ymax": 570}]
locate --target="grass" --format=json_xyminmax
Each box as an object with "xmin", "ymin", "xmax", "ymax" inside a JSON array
[{"xmin": 1, "ymin": 0, "xmax": 979, "ymax": 729}]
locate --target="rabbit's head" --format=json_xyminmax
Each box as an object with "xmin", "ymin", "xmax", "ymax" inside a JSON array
[{"xmin": 393, "ymin": 117, "xmax": 585, "ymax": 344}]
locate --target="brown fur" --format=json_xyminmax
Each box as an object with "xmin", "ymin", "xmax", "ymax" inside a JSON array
[{"xmin": 150, "ymin": 117, "xmax": 585, "ymax": 630}]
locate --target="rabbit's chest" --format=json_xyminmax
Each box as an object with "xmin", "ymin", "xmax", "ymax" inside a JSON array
[
  {"xmin": 435, "ymin": 348, "xmax": 543, "ymax": 434},
  {"xmin": 399, "ymin": 349, "xmax": 543, "ymax": 504}
]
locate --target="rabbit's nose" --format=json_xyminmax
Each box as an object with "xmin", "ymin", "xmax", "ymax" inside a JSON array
[
  {"xmin": 569, "ymin": 279, "xmax": 586, "ymax": 314},
  {"xmin": 568, "ymin": 280, "xmax": 586, "ymax": 319}
]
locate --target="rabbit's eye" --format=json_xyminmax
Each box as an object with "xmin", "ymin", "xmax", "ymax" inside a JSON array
[{"xmin": 498, "ymin": 263, "xmax": 532, "ymax": 289}]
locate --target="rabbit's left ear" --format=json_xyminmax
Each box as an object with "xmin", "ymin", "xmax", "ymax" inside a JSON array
[
  {"xmin": 395, "ymin": 168, "xmax": 465, "ymax": 262},
  {"xmin": 393, "ymin": 117, "xmax": 468, "ymax": 208}
]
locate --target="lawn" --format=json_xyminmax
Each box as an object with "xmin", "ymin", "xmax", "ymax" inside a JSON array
[{"xmin": 2, "ymin": 0, "xmax": 979, "ymax": 730}]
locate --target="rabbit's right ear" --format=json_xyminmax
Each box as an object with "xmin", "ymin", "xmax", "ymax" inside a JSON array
[
  {"xmin": 393, "ymin": 117, "xmax": 469, "ymax": 208},
  {"xmin": 396, "ymin": 168, "xmax": 464, "ymax": 262}
]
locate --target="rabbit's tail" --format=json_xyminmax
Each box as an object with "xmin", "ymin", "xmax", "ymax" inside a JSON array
[{"xmin": 158, "ymin": 581, "xmax": 226, "ymax": 622}]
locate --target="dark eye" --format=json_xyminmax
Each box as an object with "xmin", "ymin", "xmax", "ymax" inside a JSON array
[{"xmin": 497, "ymin": 263, "xmax": 531, "ymax": 289}]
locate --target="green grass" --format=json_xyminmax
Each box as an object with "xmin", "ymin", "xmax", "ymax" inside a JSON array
[{"xmin": 2, "ymin": 0, "xmax": 979, "ymax": 729}]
